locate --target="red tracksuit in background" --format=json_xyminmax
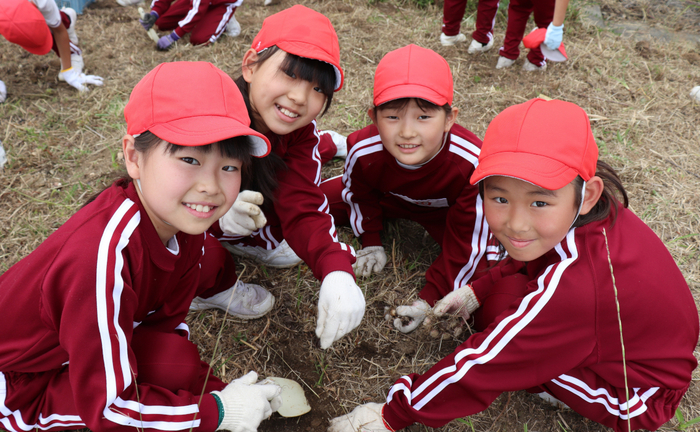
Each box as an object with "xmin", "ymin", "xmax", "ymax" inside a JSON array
[
  {"xmin": 442, "ymin": 0, "xmax": 500, "ymax": 46},
  {"xmin": 150, "ymin": 0, "xmax": 241, "ymax": 45},
  {"xmin": 499, "ymin": 0, "xmax": 555, "ymax": 66}
]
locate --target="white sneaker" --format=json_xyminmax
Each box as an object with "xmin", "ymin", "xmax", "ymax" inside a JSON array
[
  {"xmin": 537, "ymin": 392, "xmax": 571, "ymax": 410},
  {"xmin": 225, "ymin": 15, "xmax": 241, "ymax": 38},
  {"xmin": 61, "ymin": 7, "xmax": 79, "ymax": 45},
  {"xmin": 495, "ymin": 56, "xmax": 516, "ymax": 69},
  {"xmin": 467, "ymin": 38, "xmax": 493, "ymax": 54},
  {"xmin": 225, "ymin": 239, "xmax": 302, "ymax": 268},
  {"xmin": 522, "ymin": 59, "xmax": 547, "ymax": 71},
  {"xmin": 190, "ymin": 281, "xmax": 275, "ymax": 319},
  {"xmin": 264, "ymin": 0, "xmax": 273, "ymax": 5},
  {"xmin": 116, "ymin": 0, "xmax": 142, "ymax": 5},
  {"xmin": 58, "ymin": 53, "xmax": 84, "ymax": 81},
  {"xmin": 440, "ymin": 32, "xmax": 467, "ymax": 46},
  {"xmin": 320, "ymin": 130, "xmax": 347, "ymax": 159},
  {"xmin": 0, "ymin": 80, "xmax": 6, "ymax": 103}
]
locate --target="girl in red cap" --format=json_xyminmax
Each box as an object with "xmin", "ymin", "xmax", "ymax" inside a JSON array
[
  {"xmin": 0, "ymin": 61, "xmax": 284, "ymax": 432},
  {"xmin": 192, "ymin": 5, "xmax": 365, "ymax": 351},
  {"xmin": 328, "ymin": 98, "xmax": 698, "ymax": 432},
  {"xmin": 318, "ymin": 44, "xmax": 493, "ymax": 333}
]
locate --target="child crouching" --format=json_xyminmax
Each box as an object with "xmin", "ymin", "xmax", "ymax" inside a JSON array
[{"xmin": 0, "ymin": 61, "xmax": 282, "ymax": 432}]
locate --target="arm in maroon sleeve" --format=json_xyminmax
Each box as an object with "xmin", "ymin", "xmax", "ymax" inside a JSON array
[
  {"xmin": 384, "ymin": 241, "xmax": 596, "ymax": 430},
  {"xmin": 274, "ymin": 122, "xmax": 355, "ymax": 280},
  {"xmin": 341, "ymin": 127, "xmax": 386, "ymax": 247},
  {"xmin": 420, "ymin": 186, "xmax": 489, "ymax": 306},
  {"xmin": 49, "ymin": 213, "xmax": 219, "ymax": 432},
  {"xmin": 171, "ymin": 0, "xmax": 210, "ymax": 38}
]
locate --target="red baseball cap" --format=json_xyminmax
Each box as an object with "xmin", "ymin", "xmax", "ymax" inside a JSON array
[
  {"xmin": 251, "ymin": 5, "xmax": 343, "ymax": 91},
  {"xmin": 471, "ymin": 98, "xmax": 598, "ymax": 190},
  {"xmin": 125, "ymin": 61, "xmax": 271, "ymax": 157},
  {"xmin": 373, "ymin": 44, "xmax": 453, "ymax": 107},
  {"xmin": 0, "ymin": 0, "xmax": 52, "ymax": 56},
  {"xmin": 522, "ymin": 28, "xmax": 568, "ymax": 62}
]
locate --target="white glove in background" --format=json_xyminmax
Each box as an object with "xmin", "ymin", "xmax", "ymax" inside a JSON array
[
  {"xmin": 61, "ymin": 68, "xmax": 103, "ymax": 92},
  {"xmin": 219, "ymin": 190, "xmax": 267, "ymax": 236},
  {"xmin": 433, "ymin": 284, "xmax": 480, "ymax": 321},
  {"xmin": 392, "ymin": 299, "xmax": 430, "ymax": 333},
  {"xmin": 328, "ymin": 403, "xmax": 390, "ymax": 432},
  {"xmin": 316, "ymin": 271, "xmax": 365, "ymax": 349},
  {"xmin": 211, "ymin": 371, "xmax": 281, "ymax": 432},
  {"xmin": 353, "ymin": 246, "xmax": 387, "ymax": 277}
]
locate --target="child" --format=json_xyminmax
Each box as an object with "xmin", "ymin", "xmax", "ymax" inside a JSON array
[
  {"xmin": 496, "ymin": 0, "xmax": 569, "ymax": 71},
  {"xmin": 328, "ymin": 98, "xmax": 699, "ymax": 432},
  {"xmin": 0, "ymin": 61, "xmax": 283, "ymax": 432},
  {"xmin": 0, "ymin": 0, "xmax": 102, "ymax": 93},
  {"xmin": 139, "ymin": 0, "xmax": 242, "ymax": 50},
  {"xmin": 191, "ymin": 5, "xmax": 365, "ymax": 350},
  {"xmin": 319, "ymin": 44, "xmax": 491, "ymax": 332}
]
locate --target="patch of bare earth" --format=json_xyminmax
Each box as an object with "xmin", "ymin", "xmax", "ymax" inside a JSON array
[{"xmin": 1, "ymin": 0, "xmax": 699, "ymax": 431}]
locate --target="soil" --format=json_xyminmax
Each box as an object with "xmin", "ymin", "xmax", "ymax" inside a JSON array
[
  {"xmin": 1, "ymin": 0, "xmax": 699, "ymax": 432},
  {"xmin": 598, "ymin": 0, "xmax": 700, "ymax": 32}
]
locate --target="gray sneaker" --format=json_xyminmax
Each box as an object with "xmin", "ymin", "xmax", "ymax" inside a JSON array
[
  {"xmin": 225, "ymin": 239, "xmax": 302, "ymax": 268},
  {"xmin": 190, "ymin": 281, "xmax": 275, "ymax": 319}
]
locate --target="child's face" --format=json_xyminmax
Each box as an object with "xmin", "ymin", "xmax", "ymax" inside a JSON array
[
  {"xmin": 125, "ymin": 138, "xmax": 242, "ymax": 244},
  {"xmin": 369, "ymin": 99, "xmax": 457, "ymax": 166},
  {"xmin": 482, "ymin": 176, "xmax": 579, "ymax": 262},
  {"xmin": 242, "ymin": 49, "xmax": 327, "ymax": 136}
]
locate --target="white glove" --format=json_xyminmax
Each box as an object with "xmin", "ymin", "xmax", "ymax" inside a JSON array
[
  {"xmin": 391, "ymin": 299, "xmax": 430, "ymax": 333},
  {"xmin": 0, "ymin": 80, "xmax": 6, "ymax": 103},
  {"xmin": 544, "ymin": 22, "xmax": 564, "ymax": 50},
  {"xmin": 61, "ymin": 67, "xmax": 104, "ymax": 92},
  {"xmin": 352, "ymin": 246, "xmax": 387, "ymax": 277},
  {"xmin": 433, "ymin": 284, "xmax": 480, "ymax": 322},
  {"xmin": 219, "ymin": 190, "xmax": 267, "ymax": 236},
  {"xmin": 212, "ymin": 371, "xmax": 282, "ymax": 432},
  {"xmin": 328, "ymin": 403, "xmax": 390, "ymax": 432},
  {"xmin": 316, "ymin": 271, "xmax": 365, "ymax": 349}
]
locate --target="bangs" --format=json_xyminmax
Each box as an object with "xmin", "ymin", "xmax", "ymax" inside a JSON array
[{"xmin": 166, "ymin": 135, "xmax": 253, "ymax": 163}]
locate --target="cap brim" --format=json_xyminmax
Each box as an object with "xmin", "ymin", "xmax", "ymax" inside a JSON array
[
  {"xmin": 470, "ymin": 151, "xmax": 578, "ymax": 190},
  {"xmin": 151, "ymin": 116, "xmax": 271, "ymax": 157},
  {"xmin": 374, "ymin": 83, "xmax": 449, "ymax": 107},
  {"xmin": 540, "ymin": 43, "xmax": 568, "ymax": 62}
]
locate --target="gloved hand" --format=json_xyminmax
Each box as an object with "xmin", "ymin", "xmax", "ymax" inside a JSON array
[
  {"xmin": 157, "ymin": 31, "xmax": 179, "ymax": 50},
  {"xmin": 61, "ymin": 68, "xmax": 104, "ymax": 92},
  {"xmin": 211, "ymin": 371, "xmax": 282, "ymax": 432},
  {"xmin": 433, "ymin": 284, "xmax": 480, "ymax": 321},
  {"xmin": 328, "ymin": 403, "xmax": 390, "ymax": 432},
  {"xmin": 544, "ymin": 22, "xmax": 564, "ymax": 50},
  {"xmin": 316, "ymin": 271, "xmax": 365, "ymax": 349},
  {"xmin": 352, "ymin": 246, "xmax": 387, "ymax": 277},
  {"xmin": 219, "ymin": 190, "xmax": 267, "ymax": 236},
  {"xmin": 391, "ymin": 299, "xmax": 430, "ymax": 333},
  {"xmin": 140, "ymin": 11, "xmax": 158, "ymax": 31}
]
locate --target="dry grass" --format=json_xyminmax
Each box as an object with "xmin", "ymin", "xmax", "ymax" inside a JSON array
[{"xmin": 1, "ymin": 0, "xmax": 699, "ymax": 431}]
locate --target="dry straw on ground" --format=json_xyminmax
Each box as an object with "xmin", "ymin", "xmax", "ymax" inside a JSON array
[{"xmin": 1, "ymin": 0, "xmax": 699, "ymax": 431}]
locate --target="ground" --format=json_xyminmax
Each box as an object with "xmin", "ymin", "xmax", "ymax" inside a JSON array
[{"xmin": 1, "ymin": 0, "xmax": 699, "ymax": 431}]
